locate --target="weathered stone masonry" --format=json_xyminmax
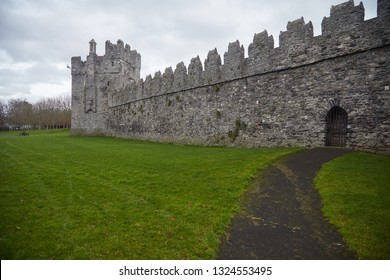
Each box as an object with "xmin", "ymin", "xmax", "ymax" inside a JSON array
[{"xmin": 71, "ymin": 0, "xmax": 390, "ymax": 153}]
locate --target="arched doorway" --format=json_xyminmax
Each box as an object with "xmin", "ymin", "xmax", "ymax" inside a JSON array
[{"xmin": 325, "ymin": 106, "xmax": 348, "ymax": 147}]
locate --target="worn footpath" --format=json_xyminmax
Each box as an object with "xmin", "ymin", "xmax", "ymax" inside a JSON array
[{"xmin": 217, "ymin": 148, "xmax": 357, "ymax": 260}]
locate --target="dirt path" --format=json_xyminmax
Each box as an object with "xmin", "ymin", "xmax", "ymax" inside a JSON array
[{"xmin": 217, "ymin": 148, "xmax": 357, "ymax": 260}]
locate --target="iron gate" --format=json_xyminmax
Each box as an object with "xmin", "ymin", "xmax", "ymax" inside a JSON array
[{"xmin": 325, "ymin": 106, "xmax": 348, "ymax": 147}]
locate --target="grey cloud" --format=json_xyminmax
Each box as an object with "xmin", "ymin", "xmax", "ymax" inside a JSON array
[
  {"xmin": 0, "ymin": 62, "xmax": 68, "ymax": 98},
  {"xmin": 0, "ymin": 68, "xmax": 32, "ymax": 98}
]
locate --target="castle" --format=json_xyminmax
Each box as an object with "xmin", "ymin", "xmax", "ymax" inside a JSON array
[{"xmin": 71, "ymin": 0, "xmax": 390, "ymax": 154}]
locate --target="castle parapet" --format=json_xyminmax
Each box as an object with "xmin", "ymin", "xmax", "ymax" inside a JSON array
[
  {"xmin": 204, "ymin": 48, "xmax": 222, "ymax": 84},
  {"xmin": 104, "ymin": 39, "xmax": 141, "ymax": 79},
  {"xmin": 322, "ymin": 0, "xmax": 365, "ymax": 35},
  {"xmin": 188, "ymin": 56, "xmax": 203, "ymax": 87},
  {"xmin": 152, "ymin": 71, "xmax": 162, "ymax": 96},
  {"xmin": 223, "ymin": 40, "xmax": 245, "ymax": 79},
  {"xmin": 248, "ymin": 31, "xmax": 274, "ymax": 58},
  {"xmin": 162, "ymin": 67, "xmax": 174, "ymax": 93},
  {"xmin": 279, "ymin": 17, "xmax": 313, "ymax": 55},
  {"xmin": 247, "ymin": 31, "xmax": 274, "ymax": 74},
  {"xmin": 173, "ymin": 62, "xmax": 188, "ymax": 90},
  {"xmin": 70, "ymin": 56, "xmax": 85, "ymax": 74},
  {"xmin": 143, "ymin": 75, "xmax": 153, "ymax": 98},
  {"xmin": 84, "ymin": 0, "xmax": 390, "ymax": 107}
]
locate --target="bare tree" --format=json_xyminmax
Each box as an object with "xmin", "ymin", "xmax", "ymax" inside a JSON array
[
  {"xmin": 7, "ymin": 99, "xmax": 33, "ymax": 129},
  {"xmin": 1, "ymin": 94, "xmax": 71, "ymax": 131},
  {"xmin": 32, "ymin": 94, "xmax": 71, "ymax": 129},
  {"xmin": 59, "ymin": 94, "xmax": 71, "ymax": 128},
  {"xmin": 0, "ymin": 99, "xmax": 9, "ymax": 130}
]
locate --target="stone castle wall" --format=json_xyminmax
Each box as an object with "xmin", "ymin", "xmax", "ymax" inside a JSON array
[{"xmin": 71, "ymin": 0, "xmax": 390, "ymax": 153}]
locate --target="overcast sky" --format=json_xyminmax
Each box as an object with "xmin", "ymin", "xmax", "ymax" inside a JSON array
[{"xmin": 0, "ymin": 0, "xmax": 377, "ymax": 103}]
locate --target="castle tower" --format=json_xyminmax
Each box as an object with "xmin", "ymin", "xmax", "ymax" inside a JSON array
[{"xmin": 71, "ymin": 39, "xmax": 141, "ymax": 135}]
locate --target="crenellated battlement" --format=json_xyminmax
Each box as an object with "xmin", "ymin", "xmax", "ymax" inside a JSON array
[
  {"xmin": 322, "ymin": 0, "xmax": 365, "ymax": 35},
  {"xmin": 248, "ymin": 31, "xmax": 274, "ymax": 57},
  {"xmin": 280, "ymin": 17, "xmax": 313, "ymax": 50},
  {"xmin": 104, "ymin": 0, "xmax": 389, "ymax": 106},
  {"xmin": 104, "ymin": 40, "xmax": 141, "ymax": 75},
  {"xmin": 71, "ymin": 0, "xmax": 390, "ymax": 153},
  {"xmin": 188, "ymin": 56, "xmax": 203, "ymax": 87},
  {"xmin": 71, "ymin": 39, "xmax": 141, "ymax": 81}
]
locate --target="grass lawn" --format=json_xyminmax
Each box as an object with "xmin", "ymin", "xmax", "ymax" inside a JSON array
[
  {"xmin": 315, "ymin": 152, "xmax": 390, "ymax": 259},
  {"xmin": 0, "ymin": 129, "xmax": 299, "ymax": 259}
]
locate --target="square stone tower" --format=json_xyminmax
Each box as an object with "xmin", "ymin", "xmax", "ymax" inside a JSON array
[{"xmin": 71, "ymin": 39, "xmax": 141, "ymax": 135}]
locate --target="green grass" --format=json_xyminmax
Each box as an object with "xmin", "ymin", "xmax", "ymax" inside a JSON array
[
  {"xmin": 0, "ymin": 129, "xmax": 299, "ymax": 259},
  {"xmin": 315, "ymin": 152, "xmax": 390, "ymax": 259}
]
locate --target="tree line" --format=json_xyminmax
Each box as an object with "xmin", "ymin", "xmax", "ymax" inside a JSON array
[{"xmin": 0, "ymin": 95, "xmax": 71, "ymax": 131}]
